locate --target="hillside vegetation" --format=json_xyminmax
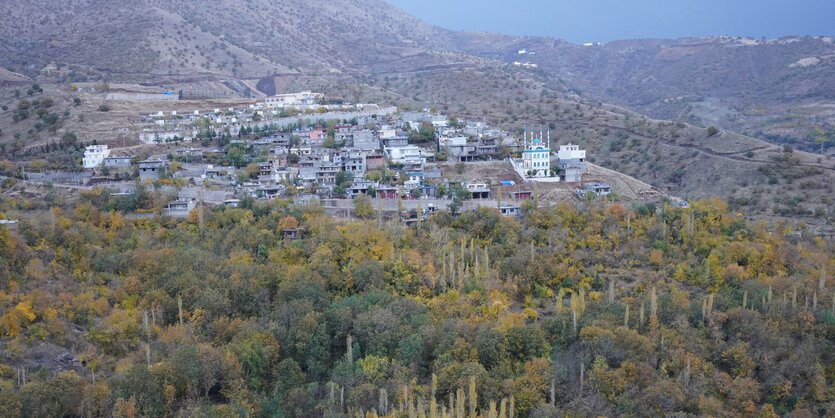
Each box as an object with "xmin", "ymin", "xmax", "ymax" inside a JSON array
[{"xmin": 0, "ymin": 191, "xmax": 833, "ymax": 417}]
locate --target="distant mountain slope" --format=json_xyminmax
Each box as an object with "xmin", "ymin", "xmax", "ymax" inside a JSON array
[
  {"xmin": 0, "ymin": 0, "xmax": 457, "ymax": 81},
  {"xmin": 454, "ymin": 34, "xmax": 835, "ymax": 150}
]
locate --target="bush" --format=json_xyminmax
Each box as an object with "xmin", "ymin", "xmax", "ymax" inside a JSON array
[
  {"xmin": 707, "ymin": 126, "xmax": 720, "ymax": 137},
  {"xmin": 61, "ymin": 132, "xmax": 78, "ymax": 146},
  {"xmin": 98, "ymin": 104, "xmax": 110, "ymax": 112}
]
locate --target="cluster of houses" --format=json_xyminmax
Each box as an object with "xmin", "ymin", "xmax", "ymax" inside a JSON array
[
  {"xmin": 137, "ymin": 92, "xmax": 391, "ymax": 145},
  {"xmin": 81, "ymin": 93, "xmax": 619, "ymax": 218}
]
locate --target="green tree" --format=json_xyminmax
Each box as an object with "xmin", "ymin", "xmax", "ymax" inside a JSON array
[
  {"xmin": 0, "ymin": 390, "xmax": 22, "ymax": 418},
  {"xmin": 505, "ymin": 326, "xmax": 550, "ymax": 363},
  {"xmin": 353, "ymin": 195, "xmax": 374, "ymax": 219}
]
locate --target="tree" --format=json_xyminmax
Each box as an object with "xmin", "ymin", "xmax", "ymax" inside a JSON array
[
  {"xmin": 80, "ymin": 383, "xmax": 113, "ymax": 418},
  {"xmin": 278, "ymin": 216, "xmax": 299, "ymax": 231},
  {"xmin": 0, "ymin": 388, "xmax": 22, "ymax": 418},
  {"xmin": 1, "ymin": 300, "xmax": 37, "ymax": 336},
  {"xmin": 272, "ymin": 358, "xmax": 306, "ymax": 400},
  {"xmin": 73, "ymin": 97, "xmax": 82, "ymax": 107},
  {"xmin": 244, "ymin": 162, "xmax": 260, "ymax": 179},
  {"xmin": 409, "ymin": 121, "xmax": 436, "ymax": 144},
  {"xmin": 707, "ymin": 126, "xmax": 720, "ymax": 137},
  {"xmin": 230, "ymin": 331, "xmax": 280, "ymax": 393},
  {"xmin": 353, "ymin": 195, "xmax": 374, "ymax": 219},
  {"xmin": 61, "ymin": 132, "xmax": 78, "ymax": 147},
  {"xmin": 98, "ymin": 104, "xmax": 110, "ymax": 112},
  {"xmin": 335, "ymin": 171, "xmax": 354, "ymax": 187},
  {"xmin": 448, "ymin": 196, "xmax": 462, "ymax": 215},
  {"xmin": 505, "ymin": 326, "xmax": 550, "ymax": 363},
  {"xmin": 20, "ymin": 372, "xmax": 85, "ymax": 417}
]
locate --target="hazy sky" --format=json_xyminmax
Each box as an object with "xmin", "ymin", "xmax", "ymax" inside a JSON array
[{"xmin": 387, "ymin": 0, "xmax": 835, "ymax": 43}]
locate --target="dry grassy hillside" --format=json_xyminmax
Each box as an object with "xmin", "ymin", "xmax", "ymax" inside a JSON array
[
  {"xmin": 0, "ymin": 0, "xmax": 458, "ymax": 82},
  {"xmin": 454, "ymin": 34, "xmax": 835, "ymax": 152},
  {"xmin": 374, "ymin": 67, "xmax": 834, "ymax": 224}
]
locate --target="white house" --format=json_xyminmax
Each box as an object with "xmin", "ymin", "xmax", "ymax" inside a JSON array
[
  {"xmin": 404, "ymin": 172, "xmax": 424, "ymax": 188},
  {"xmin": 439, "ymin": 136, "xmax": 467, "ymax": 147},
  {"xmin": 83, "ymin": 145, "xmax": 110, "ymax": 169},
  {"xmin": 264, "ymin": 92, "xmax": 324, "ymax": 108},
  {"xmin": 385, "ymin": 145, "xmax": 422, "ymax": 165},
  {"xmin": 521, "ymin": 137, "xmax": 551, "ymax": 178},
  {"xmin": 557, "ymin": 143, "xmax": 586, "ymax": 163},
  {"xmin": 378, "ymin": 127, "xmax": 397, "ymax": 139}
]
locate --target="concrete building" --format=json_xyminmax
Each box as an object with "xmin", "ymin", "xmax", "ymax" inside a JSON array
[
  {"xmin": 560, "ymin": 162, "xmax": 586, "ymax": 183},
  {"xmin": 557, "ymin": 143, "xmax": 586, "ymax": 163},
  {"xmin": 264, "ymin": 92, "xmax": 324, "ymax": 108},
  {"xmin": 511, "ymin": 191, "xmax": 533, "ymax": 200},
  {"xmin": 352, "ymin": 130, "xmax": 380, "ymax": 151},
  {"xmin": 83, "ymin": 145, "xmax": 110, "ymax": 169},
  {"xmin": 404, "ymin": 172, "xmax": 424, "ymax": 188},
  {"xmin": 556, "ymin": 144, "xmax": 587, "ymax": 183},
  {"xmin": 365, "ymin": 153, "xmax": 386, "ymax": 170},
  {"xmin": 499, "ymin": 205, "xmax": 522, "ymax": 217},
  {"xmin": 386, "ymin": 146, "xmax": 421, "ymax": 164},
  {"xmin": 103, "ymin": 156, "xmax": 132, "ymax": 168},
  {"xmin": 316, "ymin": 163, "xmax": 340, "ymax": 185},
  {"xmin": 163, "ymin": 199, "xmax": 196, "ymax": 218},
  {"xmin": 138, "ymin": 159, "xmax": 167, "ymax": 181},
  {"xmin": 379, "ymin": 127, "xmax": 397, "ymax": 139},
  {"xmin": 176, "ymin": 148, "xmax": 204, "ymax": 161},
  {"xmin": 577, "ymin": 182, "xmax": 613, "ymax": 197},
  {"xmin": 349, "ymin": 177, "xmax": 375, "ymax": 197},
  {"xmin": 466, "ymin": 183, "xmax": 490, "ymax": 199},
  {"xmin": 342, "ymin": 152, "xmax": 366, "ymax": 175}
]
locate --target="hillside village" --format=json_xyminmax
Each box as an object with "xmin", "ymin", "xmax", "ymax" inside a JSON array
[
  {"xmin": 1, "ymin": 89, "xmax": 683, "ymax": 222},
  {"xmin": 1, "ymin": 2, "xmax": 835, "ymax": 417}
]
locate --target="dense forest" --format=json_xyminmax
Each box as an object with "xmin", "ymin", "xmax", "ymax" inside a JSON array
[{"xmin": 0, "ymin": 192, "xmax": 833, "ymax": 417}]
